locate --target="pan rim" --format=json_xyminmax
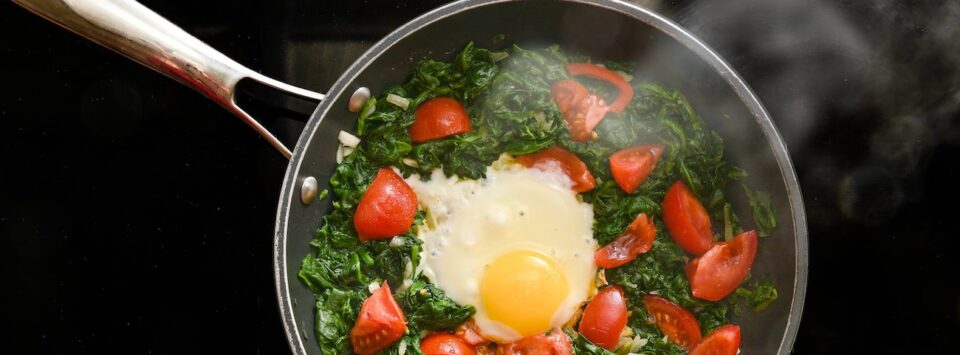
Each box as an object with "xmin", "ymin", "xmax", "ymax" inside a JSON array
[{"xmin": 274, "ymin": 1, "xmax": 808, "ymax": 354}]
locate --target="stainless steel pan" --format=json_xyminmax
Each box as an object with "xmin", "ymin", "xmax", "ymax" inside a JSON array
[{"xmin": 13, "ymin": 0, "xmax": 808, "ymax": 353}]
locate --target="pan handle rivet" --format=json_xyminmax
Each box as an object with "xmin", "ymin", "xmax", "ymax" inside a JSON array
[
  {"xmin": 300, "ymin": 176, "xmax": 318, "ymax": 205},
  {"xmin": 348, "ymin": 87, "xmax": 371, "ymax": 112}
]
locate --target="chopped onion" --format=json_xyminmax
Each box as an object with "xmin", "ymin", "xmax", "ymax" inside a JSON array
[
  {"xmin": 338, "ymin": 130, "xmax": 361, "ymax": 148},
  {"xmin": 342, "ymin": 146, "xmax": 355, "ymax": 158},
  {"xmin": 367, "ymin": 281, "xmax": 380, "ymax": 293},
  {"xmin": 491, "ymin": 51, "xmax": 509, "ymax": 62},
  {"xmin": 386, "ymin": 93, "xmax": 410, "ymax": 110},
  {"xmin": 389, "ymin": 237, "xmax": 406, "ymax": 248},
  {"xmin": 336, "ymin": 144, "xmax": 344, "ymax": 164},
  {"xmin": 402, "ymin": 158, "xmax": 419, "ymax": 168},
  {"xmin": 617, "ymin": 70, "xmax": 634, "ymax": 82}
]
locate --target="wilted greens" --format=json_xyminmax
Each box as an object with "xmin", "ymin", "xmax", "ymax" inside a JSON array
[{"xmin": 299, "ymin": 43, "xmax": 778, "ymax": 354}]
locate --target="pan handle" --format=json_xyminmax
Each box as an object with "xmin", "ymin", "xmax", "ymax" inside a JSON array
[{"xmin": 12, "ymin": 0, "xmax": 323, "ymax": 159}]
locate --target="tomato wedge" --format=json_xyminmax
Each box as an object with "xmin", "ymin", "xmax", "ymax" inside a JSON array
[
  {"xmin": 501, "ymin": 328, "xmax": 573, "ymax": 355},
  {"xmin": 350, "ymin": 282, "xmax": 407, "ymax": 355},
  {"xmin": 642, "ymin": 295, "xmax": 702, "ymax": 350},
  {"xmin": 690, "ymin": 325, "xmax": 741, "ymax": 355},
  {"xmin": 409, "ymin": 97, "xmax": 472, "ymax": 143},
  {"xmin": 515, "ymin": 146, "xmax": 596, "ymax": 192},
  {"xmin": 662, "ymin": 181, "xmax": 714, "ymax": 255},
  {"xmin": 565, "ymin": 63, "xmax": 634, "ymax": 113},
  {"xmin": 420, "ymin": 333, "xmax": 477, "ymax": 355},
  {"xmin": 595, "ymin": 213, "xmax": 657, "ymax": 269},
  {"xmin": 686, "ymin": 231, "xmax": 758, "ymax": 301},
  {"xmin": 610, "ymin": 144, "xmax": 665, "ymax": 193},
  {"xmin": 578, "ymin": 286, "xmax": 628, "ymax": 350},
  {"xmin": 354, "ymin": 168, "xmax": 418, "ymax": 241}
]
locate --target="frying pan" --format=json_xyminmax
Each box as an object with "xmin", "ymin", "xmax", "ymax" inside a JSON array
[{"xmin": 13, "ymin": 0, "xmax": 808, "ymax": 353}]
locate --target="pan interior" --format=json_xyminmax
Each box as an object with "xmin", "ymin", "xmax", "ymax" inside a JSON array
[{"xmin": 278, "ymin": 1, "xmax": 805, "ymax": 354}]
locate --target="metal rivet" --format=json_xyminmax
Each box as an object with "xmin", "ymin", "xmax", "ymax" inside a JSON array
[
  {"xmin": 300, "ymin": 176, "xmax": 318, "ymax": 205},
  {"xmin": 348, "ymin": 87, "xmax": 371, "ymax": 112}
]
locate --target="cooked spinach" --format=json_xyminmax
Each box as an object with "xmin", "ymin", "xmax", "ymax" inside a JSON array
[{"xmin": 300, "ymin": 43, "xmax": 779, "ymax": 354}]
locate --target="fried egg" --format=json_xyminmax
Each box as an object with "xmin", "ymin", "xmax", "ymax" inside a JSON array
[{"xmin": 406, "ymin": 156, "xmax": 596, "ymax": 342}]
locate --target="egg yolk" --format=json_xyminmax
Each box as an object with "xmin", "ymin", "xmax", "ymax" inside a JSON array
[{"xmin": 479, "ymin": 250, "xmax": 570, "ymax": 337}]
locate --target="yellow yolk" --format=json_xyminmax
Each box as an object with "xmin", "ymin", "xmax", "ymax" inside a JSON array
[{"xmin": 480, "ymin": 250, "xmax": 570, "ymax": 337}]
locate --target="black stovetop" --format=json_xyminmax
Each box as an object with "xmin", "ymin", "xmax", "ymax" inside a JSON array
[{"xmin": 2, "ymin": 0, "xmax": 957, "ymax": 353}]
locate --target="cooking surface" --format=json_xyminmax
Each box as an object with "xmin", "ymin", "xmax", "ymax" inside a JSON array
[{"xmin": 1, "ymin": 0, "xmax": 957, "ymax": 353}]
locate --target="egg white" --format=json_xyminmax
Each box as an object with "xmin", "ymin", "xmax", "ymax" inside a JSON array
[{"xmin": 405, "ymin": 156, "xmax": 597, "ymax": 342}]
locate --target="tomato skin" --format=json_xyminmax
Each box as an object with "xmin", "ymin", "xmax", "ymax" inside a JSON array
[
  {"xmin": 515, "ymin": 146, "xmax": 596, "ymax": 192},
  {"xmin": 350, "ymin": 282, "xmax": 407, "ymax": 355},
  {"xmin": 409, "ymin": 97, "xmax": 472, "ymax": 143},
  {"xmin": 420, "ymin": 333, "xmax": 477, "ymax": 355},
  {"xmin": 565, "ymin": 63, "xmax": 634, "ymax": 113},
  {"xmin": 354, "ymin": 168, "xmax": 418, "ymax": 241},
  {"xmin": 578, "ymin": 286, "xmax": 628, "ymax": 350},
  {"xmin": 501, "ymin": 328, "xmax": 573, "ymax": 355},
  {"xmin": 594, "ymin": 213, "xmax": 657, "ymax": 269},
  {"xmin": 690, "ymin": 325, "xmax": 741, "ymax": 355},
  {"xmin": 662, "ymin": 181, "xmax": 714, "ymax": 255},
  {"xmin": 610, "ymin": 144, "xmax": 665, "ymax": 193},
  {"xmin": 642, "ymin": 295, "xmax": 702, "ymax": 350},
  {"xmin": 687, "ymin": 231, "xmax": 758, "ymax": 301}
]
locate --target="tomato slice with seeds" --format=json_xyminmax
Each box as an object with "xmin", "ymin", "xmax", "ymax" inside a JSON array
[
  {"xmin": 662, "ymin": 181, "xmax": 714, "ymax": 255},
  {"xmin": 420, "ymin": 333, "xmax": 477, "ymax": 355},
  {"xmin": 350, "ymin": 282, "xmax": 407, "ymax": 355},
  {"xmin": 610, "ymin": 144, "xmax": 665, "ymax": 193},
  {"xmin": 690, "ymin": 325, "xmax": 741, "ymax": 355},
  {"xmin": 642, "ymin": 295, "xmax": 702, "ymax": 350},
  {"xmin": 578, "ymin": 286, "xmax": 628, "ymax": 350},
  {"xmin": 551, "ymin": 80, "xmax": 606, "ymax": 142},
  {"xmin": 595, "ymin": 213, "xmax": 657, "ymax": 269},
  {"xmin": 565, "ymin": 63, "xmax": 634, "ymax": 113},
  {"xmin": 550, "ymin": 80, "xmax": 589, "ymax": 113},
  {"xmin": 409, "ymin": 97, "xmax": 472, "ymax": 143},
  {"xmin": 687, "ymin": 231, "xmax": 758, "ymax": 301},
  {"xmin": 354, "ymin": 168, "xmax": 418, "ymax": 241},
  {"xmin": 501, "ymin": 328, "xmax": 573, "ymax": 355},
  {"xmin": 515, "ymin": 146, "xmax": 596, "ymax": 192}
]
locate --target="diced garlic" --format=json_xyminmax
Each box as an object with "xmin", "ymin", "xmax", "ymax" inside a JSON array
[
  {"xmin": 389, "ymin": 237, "xmax": 405, "ymax": 248},
  {"xmin": 402, "ymin": 158, "xmax": 419, "ymax": 168},
  {"xmin": 367, "ymin": 281, "xmax": 380, "ymax": 293}
]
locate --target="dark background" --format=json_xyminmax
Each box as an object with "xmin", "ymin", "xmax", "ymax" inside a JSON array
[{"xmin": 2, "ymin": 0, "xmax": 957, "ymax": 353}]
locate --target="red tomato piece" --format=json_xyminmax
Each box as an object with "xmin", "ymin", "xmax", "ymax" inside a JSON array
[
  {"xmin": 353, "ymin": 168, "xmax": 418, "ymax": 241},
  {"xmin": 420, "ymin": 333, "xmax": 477, "ymax": 355},
  {"xmin": 515, "ymin": 146, "xmax": 596, "ymax": 192},
  {"xmin": 350, "ymin": 282, "xmax": 407, "ymax": 355},
  {"xmin": 454, "ymin": 320, "xmax": 489, "ymax": 346},
  {"xmin": 550, "ymin": 80, "xmax": 589, "ymax": 113},
  {"xmin": 578, "ymin": 286, "xmax": 628, "ymax": 350},
  {"xmin": 409, "ymin": 97, "xmax": 472, "ymax": 143},
  {"xmin": 662, "ymin": 181, "xmax": 714, "ymax": 255},
  {"xmin": 594, "ymin": 213, "xmax": 657, "ymax": 269},
  {"xmin": 501, "ymin": 328, "xmax": 573, "ymax": 355},
  {"xmin": 565, "ymin": 63, "xmax": 634, "ymax": 113},
  {"xmin": 609, "ymin": 144, "xmax": 665, "ymax": 193},
  {"xmin": 690, "ymin": 325, "xmax": 741, "ymax": 355},
  {"xmin": 551, "ymin": 80, "xmax": 607, "ymax": 142},
  {"xmin": 642, "ymin": 295, "xmax": 702, "ymax": 350},
  {"xmin": 687, "ymin": 231, "xmax": 758, "ymax": 301}
]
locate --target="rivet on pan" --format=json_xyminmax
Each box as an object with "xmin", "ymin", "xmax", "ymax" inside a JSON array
[
  {"xmin": 348, "ymin": 87, "xmax": 371, "ymax": 112},
  {"xmin": 300, "ymin": 176, "xmax": 318, "ymax": 205}
]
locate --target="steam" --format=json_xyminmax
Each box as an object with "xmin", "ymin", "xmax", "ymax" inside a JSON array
[{"xmin": 643, "ymin": 0, "xmax": 960, "ymax": 225}]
